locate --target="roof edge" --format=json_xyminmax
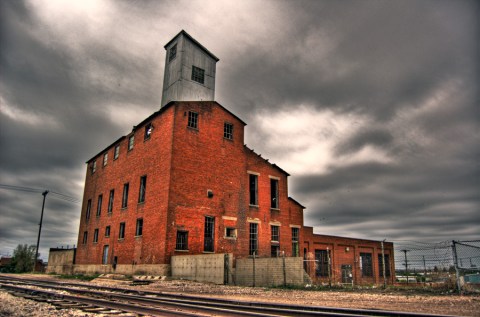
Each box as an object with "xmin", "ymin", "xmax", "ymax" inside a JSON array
[{"xmin": 164, "ymin": 30, "xmax": 219, "ymax": 62}]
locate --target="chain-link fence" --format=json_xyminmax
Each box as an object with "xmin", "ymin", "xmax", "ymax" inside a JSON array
[{"xmin": 394, "ymin": 240, "xmax": 480, "ymax": 292}]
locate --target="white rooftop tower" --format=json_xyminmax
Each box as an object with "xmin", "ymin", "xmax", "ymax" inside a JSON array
[{"xmin": 161, "ymin": 30, "xmax": 219, "ymax": 107}]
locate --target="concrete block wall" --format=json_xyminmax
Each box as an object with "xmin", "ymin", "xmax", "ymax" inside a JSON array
[
  {"xmin": 72, "ymin": 264, "xmax": 170, "ymax": 276},
  {"xmin": 235, "ymin": 257, "xmax": 304, "ymax": 287},
  {"xmin": 171, "ymin": 253, "xmax": 232, "ymax": 285}
]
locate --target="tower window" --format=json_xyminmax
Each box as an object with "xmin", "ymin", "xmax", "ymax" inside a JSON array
[
  {"xmin": 105, "ymin": 225, "xmax": 111, "ymax": 237},
  {"xmin": 91, "ymin": 160, "xmax": 97, "ymax": 174},
  {"xmin": 188, "ymin": 111, "xmax": 198, "ymax": 129},
  {"xmin": 191, "ymin": 66, "xmax": 205, "ymax": 84},
  {"xmin": 169, "ymin": 44, "xmax": 177, "ymax": 62},
  {"xmin": 224, "ymin": 122, "xmax": 233, "ymax": 140},
  {"xmin": 82, "ymin": 231, "xmax": 88, "ymax": 245}
]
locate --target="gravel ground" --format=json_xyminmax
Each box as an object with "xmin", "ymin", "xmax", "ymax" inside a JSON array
[{"xmin": 1, "ymin": 274, "xmax": 479, "ymax": 317}]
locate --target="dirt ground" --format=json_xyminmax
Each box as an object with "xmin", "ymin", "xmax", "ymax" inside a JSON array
[{"xmin": 1, "ymin": 274, "xmax": 479, "ymax": 316}]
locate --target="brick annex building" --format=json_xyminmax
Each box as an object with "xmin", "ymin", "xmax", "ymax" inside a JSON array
[{"xmin": 72, "ymin": 31, "xmax": 395, "ymax": 285}]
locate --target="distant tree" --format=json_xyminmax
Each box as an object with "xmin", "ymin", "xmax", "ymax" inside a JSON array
[
  {"xmin": 11, "ymin": 244, "xmax": 36, "ymax": 273},
  {"xmin": 434, "ymin": 266, "xmax": 439, "ymax": 272}
]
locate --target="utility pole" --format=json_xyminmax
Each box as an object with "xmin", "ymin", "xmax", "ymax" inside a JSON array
[
  {"xmin": 34, "ymin": 190, "xmax": 49, "ymax": 272},
  {"xmin": 381, "ymin": 240, "xmax": 386, "ymax": 289},
  {"xmin": 401, "ymin": 249, "xmax": 410, "ymax": 284}
]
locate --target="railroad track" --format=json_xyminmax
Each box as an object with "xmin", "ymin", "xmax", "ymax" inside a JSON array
[{"xmin": 0, "ymin": 275, "xmax": 458, "ymax": 317}]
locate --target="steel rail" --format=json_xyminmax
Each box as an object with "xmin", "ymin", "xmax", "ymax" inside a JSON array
[{"xmin": 0, "ymin": 275, "xmax": 461, "ymax": 317}]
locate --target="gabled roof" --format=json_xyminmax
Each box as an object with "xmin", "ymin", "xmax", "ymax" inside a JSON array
[{"xmin": 164, "ymin": 30, "xmax": 219, "ymax": 62}]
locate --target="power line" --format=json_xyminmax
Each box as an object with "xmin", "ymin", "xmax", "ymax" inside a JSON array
[{"xmin": 0, "ymin": 183, "xmax": 80, "ymax": 204}]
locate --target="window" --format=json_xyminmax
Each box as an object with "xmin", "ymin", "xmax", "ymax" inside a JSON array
[
  {"xmin": 176, "ymin": 231, "xmax": 188, "ymax": 250},
  {"xmin": 315, "ymin": 250, "xmax": 330, "ymax": 277},
  {"xmin": 360, "ymin": 253, "xmax": 373, "ymax": 277},
  {"xmin": 378, "ymin": 254, "xmax": 391, "ymax": 277},
  {"xmin": 169, "ymin": 43, "xmax": 177, "ymax": 62},
  {"xmin": 191, "ymin": 65, "xmax": 205, "ymax": 84},
  {"xmin": 187, "ymin": 111, "xmax": 198, "ymax": 129},
  {"xmin": 105, "ymin": 226, "xmax": 110, "ymax": 237},
  {"xmin": 249, "ymin": 174, "xmax": 258, "ymax": 206},
  {"xmin": 292, "ymin": 228, "xmax": 299, "ymax": 257},
  {"xmin": 107, "ymin": 190, "xmax": 114, "ymax": 213},
  {"xmin": 96, "ymin": 194, "xmax": 103, "ymax": 217},
  {"xmin": 138, "ymin": 175, "xmax": 147, "ymax": 203},
  {"xmin": 119, "ymin": 222, "xmax": 125, "ymax": 239},
  {"xmin": 144, "ymin": 123, "xmax": 153, "ymax": 140},
  {"xmin": 102, "ymin": 245, "xmax": 109, "ymax": 264},
  {"xmin": 271, "ymin": 225, "xmax": 279, "ymax": 242},
  {"xmin": 82, "ymin": 231, "xmax": 88, "ymax": 244},
  {"xmin": 122, "ymin": 183, "xmax": 129, "ymax": 208},
  {"xmin": 135, "ymin": 218, "xmax": 143, "ymax": 236},
  {"xmin": 91, "ymin": 160, "xmax": 97, "ymax": 174},
  {"xmin": 225, "ymin": 227, "xmax": 236, "ymax": 238},
  {"xmin": 204, "ymin": 216, "xmax": 215, "ymax": 252},
  {"xmin": 224, "ymin": 122, "xmax": 233, "ymax": 140},
  {"xmin": 128, "ymin": 135, "xmax": 134, "ymax": 151},
  {"xmin": 103, "ymin": 153, "xmax": 108, "ymax": 166},
  {"xmin": 249, "ymin": 223, "xmax": 258, "ymax": 256},
  {"xmin": 271, "ymin": 179, "xmax": 279, "ymax": 209},
  {"xmin": 93, "ymin": 228, "xmax": 99, "ymax": 243},
  {"xmin": 85, "ymin": 199, "xmax": 92, "ymax": 220},
  {"xmin": 114, "ymin": 145, "xmax": 120, "ymax": 160},
  {"xmin": 271, "ymin": 245, "xmax": 280, "ymax": 257}
]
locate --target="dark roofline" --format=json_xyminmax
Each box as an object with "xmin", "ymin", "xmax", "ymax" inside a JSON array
[
  {"xmin": 245, "ymin": 146, "xmax": 290, "ymax": 176},
  {"xmin": 87, "ymin": 101, "xmax": 245, "ymax": 163},
  {"xmin": 288, "ymin": 197, "xmax": 305, "ymax": 209},
  {"xmin": 86, "ymin": 136, "xmax": 125, "ymax": 164},
  {"xmin": 164, "ymin": 30, "xmax": 219, "ymax": 62},
  {"xmin": 311, "ymin": 232, "xmax": 393, "ymax": 245}
]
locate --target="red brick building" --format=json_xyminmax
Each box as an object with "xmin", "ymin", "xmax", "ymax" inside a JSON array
[{"xmin": 74, "ymin": 31, "xmax": 394, "ymax": 285}]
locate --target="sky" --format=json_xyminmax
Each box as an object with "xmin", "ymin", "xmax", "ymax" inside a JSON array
[{"xmin": 0, "ymin": 0, "xmax": 478, "ymax": 261}]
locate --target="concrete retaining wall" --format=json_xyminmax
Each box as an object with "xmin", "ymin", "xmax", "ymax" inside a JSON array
[
  {"xmin": 171, "ymin": 253, "xmax": 232, "ymax": 285},
  {"xmin": 72, "ymin": 264, "xmax": 170, "ymax": 276},
  {"xmin": 235, "ymin": 257, "xmax": 304, "ymax": 287},
  {"xmin": 46, "ymin": 249, "xmax": 76, "ymax": 275}
]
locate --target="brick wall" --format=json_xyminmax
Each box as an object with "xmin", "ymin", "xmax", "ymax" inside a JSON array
[{"xmin": 303, "ymin": 226, "xmax": 395, "ymax": 285}]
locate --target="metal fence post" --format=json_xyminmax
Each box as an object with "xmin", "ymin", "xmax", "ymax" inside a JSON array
[
  {"xmin": 252, "ymin": 251, "xmax": 256, "ymax": 287},
  {"xmin": 451, "ymin": 241, "xmax": 461, "ymax": 294},
  {"xmin": 327, "ymin": 247, "xmax": 332, "ymax": 287},
  {"xmin": 381, "ymin": 240, "xmax": 386, "ymax": 288},
  {"xmin": 283, "ymin": 251, "xmax": 287, "ymax": 287}
]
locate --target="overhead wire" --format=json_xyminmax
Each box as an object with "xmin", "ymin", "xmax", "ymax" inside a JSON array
[{"xmin": 0, "ymin": 183, "xmax": 81, "ymax": 204}]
